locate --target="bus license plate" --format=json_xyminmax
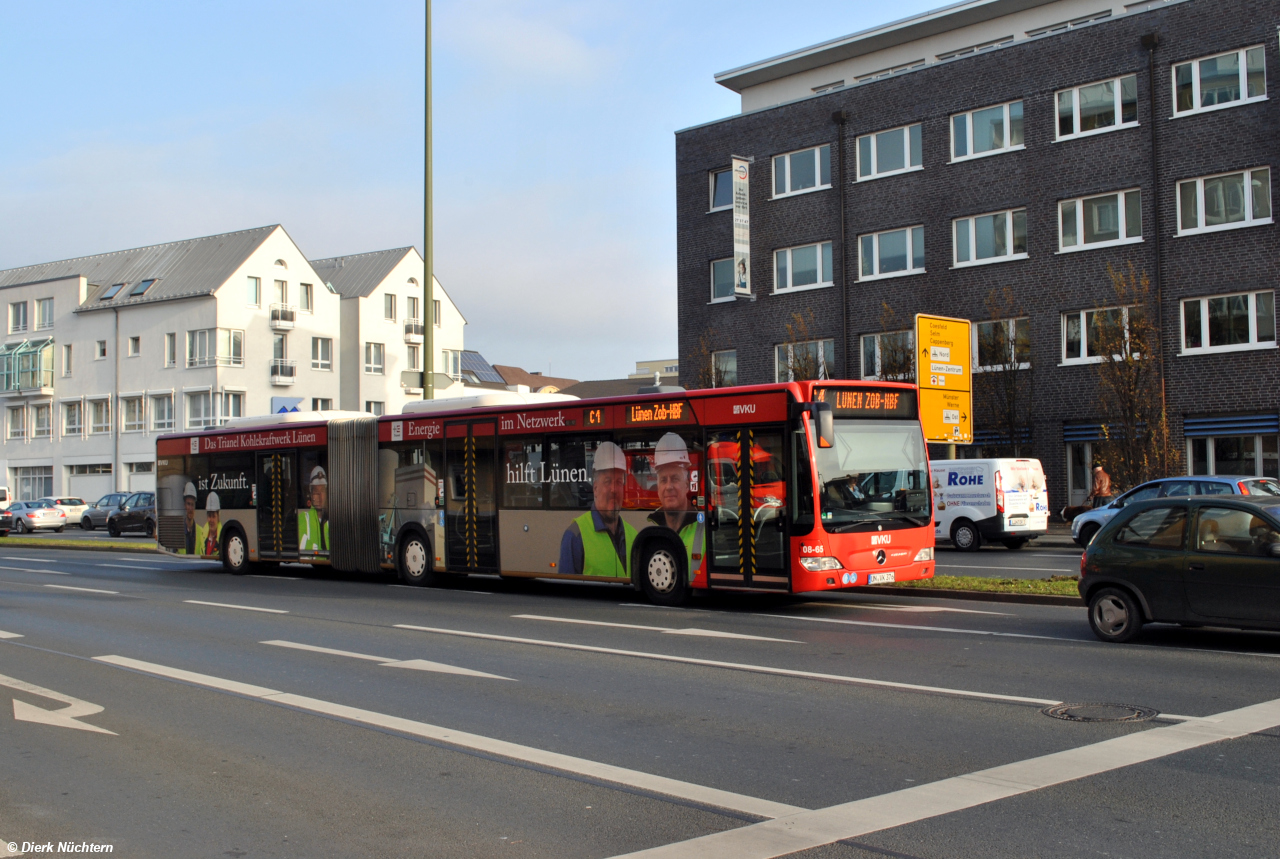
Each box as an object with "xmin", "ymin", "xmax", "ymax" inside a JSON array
[
  {"xmin": 1007, "ymin": 516, "xmax": 1028, "ymax": 527},
  {"xmin": 868, "ymin": 572, "xmax": 895, "ymax": 585}
]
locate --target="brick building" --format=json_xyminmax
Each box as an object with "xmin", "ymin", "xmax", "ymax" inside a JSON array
[{"xmin": 676, "ymin": 0, "xmax": 1280, "ymax": 506}]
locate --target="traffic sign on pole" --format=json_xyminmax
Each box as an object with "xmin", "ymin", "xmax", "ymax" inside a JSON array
[{"xmin": 915, "ymin": 314, "xmax": 973, "ymax": 444}]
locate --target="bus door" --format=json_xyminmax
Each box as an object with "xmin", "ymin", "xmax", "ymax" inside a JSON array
[
  {"xmin": 444, "ymin": 421, "xmax": 499, "ymax": 571},
  {"xmin": 705, "ymin": 427, "xmax": 789, "ymax": 589},
  {"xmin": 256, "ymin": 451, "xmax": 298, "ymax": 560}
]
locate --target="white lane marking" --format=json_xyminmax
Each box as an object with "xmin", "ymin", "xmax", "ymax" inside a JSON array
[
  {"xmin": 44, "ymin": 584, "xmax": 119, "ymax": 595},
  {"xmin": 2, "ymin": 557, "xmax": 51, "ymax": 562},
  {"xmin": 797, "ymin": 601, "xmax": 1009, "ymax": 616},
  {"xmin": 0, "ymin": 631, "xmax": 23, "ymax": 639},
  {"xmin": 758, "ymin": 613, "xmax": 1078, "ymax": 642},
  {"xmin": 937, "ymin": 564, "xmax": 1076, "ymax": 573},
  {"xmin": 514, "ymin": 614, "xmax": 799, "ymax": 643},
  {"xmin": 97, "ymin": 563, "xmax": 156, "ymax": 570},
  {"xmin": 261, "ymin": 639, "xmax": 513, "ymax": 680},
  {"xmin": 388, "ymin": 584, "xmax": 493, "ymax": 594},
  {"xmin": 92, "ymin": 655, "xmax": 800, "ymax": 819},
  {"xmin": 394, "ymin": 625, "xmax": 1061, "ymax": 707},
  {"xmin": 184, "ymin": 600, "xmax": 287, "ymax": 614},
  {"xmin": 612, "ymin": 696, "xmax": 1280, "ymax": 859},
  {"xmin": 248, "ymin": 574, "xmax": 303, "ymax": 580},
  {"xmin": 0, "ymin": 672, "xmax": 115, "ymax": 735},
  {"xmin": 0, "ymin": 565, "xmax": 67, "ymax": 575}
]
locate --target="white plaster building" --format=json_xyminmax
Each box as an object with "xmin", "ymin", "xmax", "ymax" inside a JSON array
[
  {"xmin": 0, "ymin": 225, "xmax": 347, "ymax": 500},
  {"xmin": 310, "ymin": 247, "xmax": 465, "ymax": 416}
]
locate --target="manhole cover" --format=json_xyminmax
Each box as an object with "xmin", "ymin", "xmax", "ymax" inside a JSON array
[{"xmin": 1041, "ymin": 703, "xmax": 1158, "ymax": 723}]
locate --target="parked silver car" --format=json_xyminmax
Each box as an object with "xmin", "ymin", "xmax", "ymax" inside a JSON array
[
  {"xmin": 7, "ymin": 500, "xmax": 68, "ymax": 533},
  {"xmin": 1072, "ymin": 475, "xmax": 1280, "ymax": 546},
  {"xmin": 40, "ymin": 496, "xmax": 88, "ymax": 526}
]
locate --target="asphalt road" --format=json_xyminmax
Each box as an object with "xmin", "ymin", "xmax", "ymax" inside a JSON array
[{"xmin": 1, "ymin": 547, "xmax": 1277, "ymax": 858}]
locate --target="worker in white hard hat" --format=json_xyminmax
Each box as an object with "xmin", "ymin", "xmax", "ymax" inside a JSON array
[
  {"xmin": 181, "ymin": 481, "xmax": 198, "ymax": 555},
  {"xmin": 299, "ymin": 464, "xmax": 330, "ymax": 552},
  {"xmin": 646, "ymin": 433, "xmax": 704, "ymax": 579},
  {"xmin": 198, "ymin": 491, "xmax": 221, "ymax": 557},
  {"xmin": 558, "ymin": 441, "xmax": 635, "ymax": 578}
]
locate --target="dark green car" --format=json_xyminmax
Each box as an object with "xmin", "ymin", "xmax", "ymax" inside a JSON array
[{"xmin": 1079, "ymin": 496, "xmax": 1280, "ymax": 642}]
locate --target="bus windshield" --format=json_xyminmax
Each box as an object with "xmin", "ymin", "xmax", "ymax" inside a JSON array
[{"xmin": 814, "ymin": 419, "xmax": 930, "ymax": 531}]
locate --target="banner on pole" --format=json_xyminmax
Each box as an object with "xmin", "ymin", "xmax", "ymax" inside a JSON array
[{"xmin": 731, "ymin": 156, "xmax": 751, "ymax": 296}]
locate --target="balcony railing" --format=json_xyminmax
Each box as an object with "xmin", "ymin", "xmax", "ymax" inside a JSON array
[
  {"xmin": 270, "ymin": 359, "xmax": 297, "ymax": 385},
  {"xmin": 404, "ymin": 319, "xmax": 425, "ymax": 343},
  {"xmin": 270, "ymin": 304, "xmax": 296, "ymax": 330},
  {"xmin": 0, "ymin": 339, "xmax": 55, "ymax": 394},
  {"xmin": 186, "ymin": 354, "xmax": 244, "ymax": 368}
]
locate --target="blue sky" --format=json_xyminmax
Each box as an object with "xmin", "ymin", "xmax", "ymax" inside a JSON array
[{"xmin": 0, "ymin": 0, "xmax": 939, "ymax": 381}]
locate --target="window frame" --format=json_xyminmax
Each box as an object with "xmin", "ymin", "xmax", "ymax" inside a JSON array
[
  {"xmin": 9, "ymin": 301, "xmax": 27, "ymax": 334},
  {"xmin": 122, "ymin": 396, "xmax": 145, "ymax": 433},
  {"xmin": 973, "ymin": 317, "xmax": 1032, "ymax": 372},
  {"xmin": 1055, "ymin": 74, "xmax": 1139, "ymax": 141},
  {"xmin": 164, "ymin": 333, "xmax": 176, "ymax": 368},
  {"xmin": 311, "ymin": 337, "xmax": 333, "ymax": 371},
  {"xmin": 775, "ymin": 338, "xmax": 836, "ymax": 383},
  {"xmin": 711, "ymin": 349, "xmax": 737, "ymax": 388},
  {"xmin": 95, "ymin": 340, "xmax": 107, "ymax": 360},
  {"xmin": 1180, "ymin": 290, "xmax": 1277, "ymax": 355},
  {"xmin": 127, "ymin": 336, "xmax": 141, "ymax": 357},
  {"xmin": 709, "ymin": 168, "xmax": 733, "ymax": 212},
  {"xmin": 32, "ymin": 403, "xmax": 50, "ymax": 439},
  {"xmin": 63, "ymin": 401, "xmax": 83, "ymax": 436},
  {"xmin": 36, "ymin": 298, "xmax": 54, "ymax": 330},
  {"xmin": 364, "ymin": 342, "xmax": 385, "ymax": 375},
  {"xmin": 62, "ymin": 344, "xmax": 72, "ymax": 377},
  {"xmin": 384, "ymin": 293, "xmax": 397, "ymax": 322},
  {"xmin": 860, "ymin": 330, "xmax": 916, "ymax": 381},
  {"xmin": 856, "ymin": 123, "xmax": 923, "ymax": 181},
  {"xmin": 7, "ymin": 405, "xmax": 26, "ymax": 440},
  {"xmin": 950, "ymin": 100, "xmax": 1025, "ymax": 162},
  {"xmin": 1172, "ymin": 45, "xmax": 1267, "ymax": 118},
  {"xmin": 857, "ymin": 225, "xmax": 925, "ymax": 281},
  {"xmin": 248, "ymin": 276, "xmax": 261, "ymax": 306},
  {"xmin": 1060, "ymin": 305, "xmax": 1140, "ymax": 365},
  {"xmin": 186, "ymin": 391, "xmax": 213, "ymax": 429},
  {"xmin": 773, "ymin": 241, "xmax": 835, "ymax": 293},
  {"xmin": 299, "ymin": 283, "xmax": 314, "ymax": 313},
  {"xmin": 771, "ymin": 144, "xmax": 832, "ymax": 198},
  {"xmin": 1057, "ymin": 188, "xmax": 1143, "ymax": 252},
  {"xmin": 710, "ymin": 257, "xmax": 737, "ymax": 303},
  {"xmin": 151, "ymin": 394, "xmax": 174, "ymax": 431},
  {"xmin": 365, "ymin": 401, "xmax": 385, "ymax": 416},
  {"xmin": 1176, "ymin": 167, "xmax": 1272, "ymax": 236},
  {"xmin": 89, "ymin": 398, "xmax": 112, "ymax": 435},
  {"xmin": 952, "ymin": 208, "xmax": 1028, "ymax": 267}
]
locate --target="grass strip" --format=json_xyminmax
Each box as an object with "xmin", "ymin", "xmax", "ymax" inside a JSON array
[
  {"xmin": 896, "ymin": 574, "xmax": 1081, "ymax": 597},
  {"xmin": 0, "ymin": 536, "xmax": 158, "ymax": 552}
]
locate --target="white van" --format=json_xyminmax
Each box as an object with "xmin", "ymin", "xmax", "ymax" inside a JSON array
[
  {"xmin": 0, "ymin": 486, "xmax": 9, "ymax": 510},
  {"xmin": 930, "ymin": 458, "xmax": 1049, "ymax": 551}
]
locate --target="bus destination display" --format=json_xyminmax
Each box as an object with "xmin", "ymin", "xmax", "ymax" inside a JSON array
[
  {"xmin": 814, "ymin": 386, "xmax": 918, "ymax": 419},
  {"xmin": 623, "ymin": 400, "xmax": 693, "ymax": 425}
]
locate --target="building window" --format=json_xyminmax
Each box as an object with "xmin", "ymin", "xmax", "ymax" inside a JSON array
[
  {"xmin": 248, "ymin": 276, "xmax": 261, "ymax": 306},
  {"xmin": 433, "ymin": 299, "xmax": 441, "ymax": 327},
  {"xmin": 90, "ymin": 399, "xmax": 111, "ymax": 434},
  {"xmin": 36, "ymin": 298, "xmax": 53, "ymax": 330},
  {"xmin": 311, "ymin": 337, "xmax": 332, "ymax": 371},
  {"xmin": 936, "ymin": 35, "xmax": 1012, "ymax": 62},
  {"xmin": 63, "ymin": 402, "xmax": 83, "ymax": 435},
  {"xmin": 221, "ymin": 392, "xmax": 243, "ymax": 425},
  {"xmin": 96, "ymin": 340, "xmax": 107, "ymax": 360},
  {"xmin": 312, "ymin": 398, "xmax": 333, "ymax": 411},
  {"xmin": 365, "ymin": 401, "xmax": 385, "ymax": 416},
  {"xmin": 774, "ymin": 241, "xmax": 834, "ymax": 292},
  {"xmin": 857, "ymin": 124, "xmax": 922, "ymax": 180},
  {"xmin": 274, "ymin": 279, "xmax": 287, "ymax": 304},
  {"xmin": 711, "ymin": 350, "xmax": 737, "ymax": 387},
  {"xmin": 32, "ymin": 404, "xmax": 50, "ymax": 439},
  {"xmin": 1056, "ymin": 75, "xmax": 1138, "ymax": 140},
  {"xmin": 1181, "ymin": 291, "xmax": 1276, "ymax": 354},
  {"xmin": 1059, "ymin": 189, "xmax": 1142, "ymax": 251},
  {"xmin": 9, "ymin": 301, "xmax": 27, "ymax": 333},
  {"xmin": 14, "ymin": 466, "xmax": 52, "ymax": 500},
  {"xmin": 273, "ymin": 333, "xmax": 287, "ymax": 361},
  {"xmin": 187, "ymin": 329, "xmax": 245, "ymax": 367},
  {"xmin": 710, "ymin": 168, "xmax": 733, "ymax": 211},
  {"xmin": 128, "ymin": 461, "xmax": 154, "ymax": 475},
  {"xmin": 860, "ymin": 331, "xmax": 915, "ymax": 381},
  {"xmin": 407, "ymin": 344, "xmax": 421, "ymax": 371},
  {"xmin": 441, "ymin": 349, "xmax": 461, "ymax": 380},
  {"xmin": 8, "ymin": 406, "xmax": 25, "ymax": 440},
  {"xmin": 187, "ymin": 392, "xmax": 213, "ymax": 429},
  {"xmin": 165, "ymin": 333, "xmax": 176, "ymax": 367},
  {"xmin": 855, "ymin": 59, "xmax": 924, "ymax": 82},
  {"xmin": 1174, "ymin": 46, "xmax": 1266, "ymax": 117},
  {"xmin": 710, "ymin": 258, "xmax": 739, "ymax": 301},
  {"xmin": 299, "ymin": 283, "xmax": 313, "ymax": 312},
  {"xmin": 122, "ymin": 397, "xmax": 144, "ymax": 432},
  {"xmin": 1061, "ymin": 306, "xmax": 1139, "ymax": 364},
  {"xmin": 975, "ymin": 318, "xmax": 1031, "ymax": 370},
  {"xmin": 151, "ymin": 395, "xmax": 174, "ymax": 431},
  {"xmin": 129, "ymin": 279, "xmax": 156, "ymax": 297},
  {"xmin": 954, "ymin": 208, "xmax": 1027, "ymax": 266},
  {"xmin": 364, "ymin": 342, "xmax": 385, "ymax": 374},
  {"xmin": 384, "ymin": 293, "xmax": 397, "ymax": 321},
  {"xmin": 776, "ymin": 339, "xmax": 835, "ymax": 382},
  {"xmin": 127, "ymin": 336, "xmax": 141, "ymax": 357},
  {"xmin": 1189, "ymin": 435, "xmax": 1279, "ymax": 478},
  {"xmin": 62, "ymin": 344, "xmax": 72, "ymax": 377},
  {"xmin": 951, "ymin": 100, "xmax": 1024, "ymax": 161},
  {"xmin": 407, "ymin": 295, "xmax": 419, "ymax": 321},
  {"xmin": 772, "ymin": 145, "xmax": 831, "ymax": 197},
  {"xmin": 1177, "ymin": 168, "xmax": 1271, "ymax": 235},
  {"xmin": 859, "ymin": 226, "xmax": 924, "ymax": 280}
]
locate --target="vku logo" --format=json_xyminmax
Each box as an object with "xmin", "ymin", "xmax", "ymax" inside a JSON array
[
  {"xmin": 732, "ymin": 404, "xmax": 757, "ymax": 415},
  {"xmin": 870, "ymin": 534, "xmax": 892, "ymax": 546}
]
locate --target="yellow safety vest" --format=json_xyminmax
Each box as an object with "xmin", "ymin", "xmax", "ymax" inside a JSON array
[
  {"xmin": 573, "ymin": 511, "xmax": 635, "ymax": 578},
  {"xmin": 298, "ymin": 508, "xmax": 329, "ymax": 552}
]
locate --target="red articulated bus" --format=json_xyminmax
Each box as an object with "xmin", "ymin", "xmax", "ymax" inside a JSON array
[{"xmin": 154, "ymin": 381, "xmax": 935, "ymax": 605}]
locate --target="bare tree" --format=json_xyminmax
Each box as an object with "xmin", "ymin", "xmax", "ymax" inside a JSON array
[
  {"xmin": 874, "ymin": 302, "xmax": 915, "ymax": 382},
  {"xmin": 783, "ymin": 310, "xmax": 827, "ymax": 381},
  {"xmin": 1091, "ymin": 263, "xmax": 1181, "ymax": 489},
  {"xmin": 686, "ymin": 328, "xmax": 727, "ymax": 390},
  {"xmin": 975, "ymin": 288, "xmax": 1035, "ymax": 456}
]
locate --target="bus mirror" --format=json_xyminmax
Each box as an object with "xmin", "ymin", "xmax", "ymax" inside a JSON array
[{"xmin": 815, "ymin": 402, "xmax": 835, "ymax": 449}]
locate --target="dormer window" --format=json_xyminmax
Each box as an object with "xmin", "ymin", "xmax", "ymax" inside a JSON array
[
  {"xmin": 130, "ymin": 279, "xmax": 157, "ymax": 296},
  {"xmin": 101, "ymin": 283, "xmax": 126, "ymax": 300}
]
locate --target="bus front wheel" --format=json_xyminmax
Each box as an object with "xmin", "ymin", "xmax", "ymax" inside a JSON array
[
  {"xmin": 223, "ymin": 528, "xmax": 249, "ymax": 575},
  {"xmin": 640, "ymin": 542, "xmax": 687, "ymax": 606},
  {"xmin": 398, "ymin": 532, "xmax": 437, "ymax": 586}
]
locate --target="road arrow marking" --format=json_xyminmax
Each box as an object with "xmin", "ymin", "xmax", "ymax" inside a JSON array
[
  {"xmin": 260, "ymin": 640, "xmax": 513, "ymax": 680},
  {"xmin": 44, "ymin": 584, "xmax": 118, "ymax": 594},
  {"xmin": 513, "ymin": 614, "xmax": 798, "ymax": 643},
  {"xmin": 0, "ymin": 673, "xmax": 115, "ymax": 735},
  {"xmin": 0, "ymin": 631, "xmax": 23, "ymax": 639}
]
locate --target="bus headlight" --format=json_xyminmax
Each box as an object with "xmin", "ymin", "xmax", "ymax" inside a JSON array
[
  {"xmin": 913, "ymin": 547, "xmax": 934, "ymax": 562},
  {"xmin": 800, "ymin": 556, "xmax": 843, "ymax": 572}
]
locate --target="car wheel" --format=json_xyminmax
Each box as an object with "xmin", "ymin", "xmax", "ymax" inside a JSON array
[
  {"xmin": 222, "ymin": 528, "xmax": 249, "ymax": 575},
  {"xmin": 1002, "ymin": 538, "xmax": 1028, "ymax": 550},
  {"xmin": 640, "ymin": 540, "xmax": 688, "ymax": 606},
  {"xmin": 54, "ymin": 526, "xmax": 64, "ymax": 533},
  {"xmin": 108, "ymin": 521, "xmax": 121, "ymax": 537},
  {"xmin": 1088, "ymin": 587, "xmax": 1144, "ymax": 643},
  {"xmin": 1079, "ymin": 523, "xmax": 1100, "ymax": 547},
  {"xmin": 14, "ymin": 520, "xmax": 27, "ymax": 535},
  {"xmin": 145, "ymin": 520, "xmax": 155, "ymax": 539},
  {"xmin": 950, "ymin": 519, "xmax": 981, "ymax": 552},
  {"xmin": 397, "ymin": 531, "xmax": 438, "ymax": 586},
  {"xmin": 81, "ymin": 517, "xmax": 92, "ymax": 531}
]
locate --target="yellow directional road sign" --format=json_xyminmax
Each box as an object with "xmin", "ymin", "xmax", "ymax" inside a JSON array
[{"xmin": 915, "ymin": 314, "xmax": 973, "ymax": 444}]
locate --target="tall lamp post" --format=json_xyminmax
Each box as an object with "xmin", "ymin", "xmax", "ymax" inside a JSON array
[{"xmin": 423, "ymin": 0, "xmax": 434, "ymax": 399}]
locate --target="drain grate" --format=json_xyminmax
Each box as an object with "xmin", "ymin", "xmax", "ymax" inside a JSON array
[{"xmin": 1042, "ymin": 703, "xmax": 1158, "ymax": 723}]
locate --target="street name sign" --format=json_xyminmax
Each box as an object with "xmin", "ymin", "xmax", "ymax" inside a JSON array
[{"xmin": 914, "ymin": 313, "xmax": 972, "ymax": 444}]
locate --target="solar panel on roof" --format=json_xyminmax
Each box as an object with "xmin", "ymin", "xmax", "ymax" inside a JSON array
[{"xmin": 460, "ymin": 351, "xmax": 505, "ymax": 384}]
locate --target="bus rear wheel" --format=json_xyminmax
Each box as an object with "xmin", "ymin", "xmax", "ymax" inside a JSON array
[
  {"xmin": 222, "ymin": 528, "xmax": 249, "ymax": 575},
  {"xmin": 640, "ymin": 542, "xmax": 687, "ymax": 607},
  {"xmin": 398, "ymin": 532, "xmax": 437, "ymax": 586}
]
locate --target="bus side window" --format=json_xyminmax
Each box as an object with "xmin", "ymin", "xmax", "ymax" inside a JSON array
[
  {"xmin": 548, "ymin": 437, "xmax": 605, "ymax": 509},
  {"xmin": 791, "ymin": 424, "xmax": 815, "ymax": 533},
  {"xmin": 502, "ymin": 438, "xmax": 544, "ymax": 508}
]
